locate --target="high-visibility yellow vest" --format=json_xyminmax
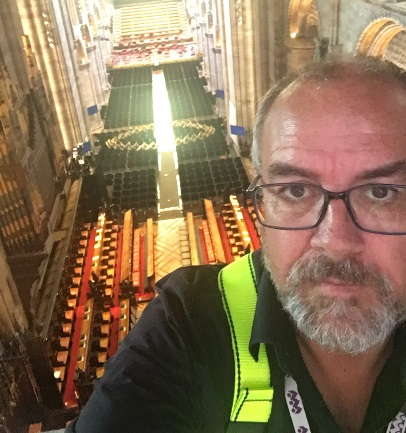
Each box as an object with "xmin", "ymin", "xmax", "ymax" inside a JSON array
[{"xmin": 218, "ymin": 253, "xmax": 273, "ymax": 425}]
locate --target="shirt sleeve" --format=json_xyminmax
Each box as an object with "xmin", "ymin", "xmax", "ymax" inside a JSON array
[{"xmin": 66, "ymin": 265, "xmax": 232, "ymax": 433}]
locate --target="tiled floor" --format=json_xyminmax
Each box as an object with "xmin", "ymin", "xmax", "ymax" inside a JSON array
[{"xmin": 154, "ymin": 218, "xmax": 188, "ymax": 281}]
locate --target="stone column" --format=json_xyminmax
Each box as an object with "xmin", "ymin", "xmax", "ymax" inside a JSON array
[
  {"xmin": 88, "ymin": 46, "xmax": 102, "ymax": 106},
  {"xmin": 17, "ymin": 0, "xmax": 80, "ymax": 149},
  {"xmin": 200, "ymin": 22, "xmax": 209, "ymax": 78},
  {"xmin": 234, "ymin": 0, "xmax": 257, "ymax": 132},
  {"xmin": 55, "ymin": 0, "xmax": 89, "ymax": 142},
  {"xmin": 206, "ymin": 33, "xmax": 215, "ymax": 92},
  {"xmin": 212, "ymin": 46, "xmax": 219, "ymax": 92},
  {"xmin": 197, "ymin": 21, "xmax": 204, "ymax": 56},
  {"xmin": 285, "ymin": 36, "xmax": 316, "ymax": 73},
  {"xmin": 77, "ymin": 61, "xmax": 100, "ymax": 134},
  {"xmin": 214, "ymin": 0, "xmax": 227, "ymax": 118},
  {"xmin": 214, "ymin": 48, "xmax": 226, "ymax": 116},
  {"xmin": 383, "ymin": 31, "xmax": 406, "ymax": 70},
  {"xmin": 252, "ymin": 0, "xmax": 270, "ymax": 101}
]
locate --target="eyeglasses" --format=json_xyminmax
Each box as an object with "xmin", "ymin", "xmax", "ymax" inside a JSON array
[{"xmin": 246, "ymin": 176, "xmax": 406, "ymax": 235}]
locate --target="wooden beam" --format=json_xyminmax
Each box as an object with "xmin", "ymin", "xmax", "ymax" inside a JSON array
[
  {"xmin": 186, "ymin": 212, "xmax": 200, "ymax": 265},
  {"xmin": 132, "ymin": 228, "xmax": 141, "ymax": 287},
  {"xmin": 230, "ymin": 195, "xmax": 252, "ymax": 251},
  {"xmin": 204, "ymin": 199, "xmax": 226, "ymax": 263},
  {"xmin": 120, "ymin": 209, "xmax": 133, "ymax": 282},
  {"xmin": 146, "ymin": 218, "xmax": 154, "ymax": 278}
]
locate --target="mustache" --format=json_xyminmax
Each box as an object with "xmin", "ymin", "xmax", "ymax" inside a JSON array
[{"xmin": 286, "ymin": 253, "xmax": 391, "ymax": 294}]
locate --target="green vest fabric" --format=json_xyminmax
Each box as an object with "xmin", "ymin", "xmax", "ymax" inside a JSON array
[{"xmin": 218, "ymin": 253, "xmax": 273, "ymax": 428}]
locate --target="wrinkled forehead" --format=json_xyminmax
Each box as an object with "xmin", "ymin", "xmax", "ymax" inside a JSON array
[{"xmin": 262, "ymin": 76, "xmax": 406, "ymax": 157}]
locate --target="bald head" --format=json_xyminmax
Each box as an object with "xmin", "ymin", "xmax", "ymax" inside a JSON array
[{"xmin": 252, "ymin": 57, "xmax": 406, "ymax": 174}]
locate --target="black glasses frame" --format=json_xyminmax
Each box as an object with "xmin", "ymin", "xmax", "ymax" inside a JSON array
[{"xmin": 246, "ymin": 175, "xmax": 406, "ymax": 235}]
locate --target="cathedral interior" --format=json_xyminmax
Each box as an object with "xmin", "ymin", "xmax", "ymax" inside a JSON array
[{"xmin": 1, "ymin": 0, "xmax": 406, "ymax": 431}]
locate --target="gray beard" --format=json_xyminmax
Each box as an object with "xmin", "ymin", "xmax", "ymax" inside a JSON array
[{"xmin": 262, "ymin": 252, "xmax": 406, "ymax": 355}]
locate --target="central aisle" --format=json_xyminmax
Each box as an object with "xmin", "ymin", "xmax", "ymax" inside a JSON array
[{"xmin": 152, "ymin": 69, "xmax": 183, "ymax": 219}]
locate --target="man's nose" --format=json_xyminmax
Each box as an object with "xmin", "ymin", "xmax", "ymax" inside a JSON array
[{"xmin": 310, "ymin": 198, "xmax": 364, "ymax": 257}]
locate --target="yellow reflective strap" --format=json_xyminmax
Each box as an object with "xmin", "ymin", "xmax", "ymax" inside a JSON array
[{"xmin": 219, "ymin": 253, "xmax": 273, "ymax": 423}]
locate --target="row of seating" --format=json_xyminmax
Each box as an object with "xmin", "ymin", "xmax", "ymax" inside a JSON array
[
  {"xmin": 70, "ymin": 210, "xmax": 159, "ymax": 407},
  {"xmin": 118, "ymin": 298, "xmax": 133, "ymax": 344},
  {"xmin": 51, "ymin": 222, "xmax": 92, "ymax": 391},
  {"xmin": 111, "ymin": 44, "xmax": 197, "ymax": 68},
  {"xmin": 166, "ymin": 77, "xmax": 214, "ymax": 120},
  {"xmin": 115, "ymin": 32, "xmax": 186, "ymax": 49},
  {"xmin": 82, "ymin": 213, "xmax": 122, "ymax": 381},
  {"xmin": 117, "ymin": 29, "xmax": 182, "ymax": 44},
  {"xmin": 108, "ymin": 170, "xmax": 156, "ymax": 186},
  {"xmin": 175, "ymin": 120, "xmax": 229, "ymax": 162},
  {"xmin": 91, "ymin": 214, "xmax": 119, "ymax": 295},
  {"xmin": 111, "ymin": 67, "xmax": 152, "ymax": 87},
  {"xmin": 221, "ymin": 200, "xmax": 254, "ymax": 259},
  {"xmin": 104, "ymin": 84, "xmax": 153, "ymax": 129},
  {"xmin": 114, "ymin": 0, "xmax": 187, "ymax": 36},
  {"xmin": 176, "ymin": 140, "xmax": 226, "ymax": 162},
  {"xmin": 162, "ymin": 61, "xmax": 200, "ymax": 81},
  {"xmin": 95, "ymin": 129, "xmax": 155, "ymax": 145},
  {"xmin": 184, "ymin": 197, "xmax": 261, "ymax": 266},
  {"xmin": 98, "ymin": 147, "xmax": 158, "ymax": 172},
  {"xmin": 108, "ymin": 169, "xmax": 158, "ymax": 211},
  {"xmin": 178, "ymin": 158, "xmax": 249, "ymax": 203},
  {"xmin": 51, "ymin": 201, "xmax": 160, "ymax": 406},
  {"xmin": 74, "ymin": 215, "xmax": 120, "ymax": 389},
  {"xmin": 51, "ymin": 215, "xmax": 122, "ymax": 396},
  {"xmin": 118, "ymin": 42, "xmax": 191, "ymax": 53},
  {"xmin": 173, "ymin": 118, "xmax": 223, "ymax": 138},
  {"xmin": 211, "ymin": 158, "xmax": 248, "ymax": 183}
]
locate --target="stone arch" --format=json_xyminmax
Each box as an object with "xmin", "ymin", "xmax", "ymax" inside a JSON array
[
  {"xmin": 286, "ymin": 0, "xmax": 320, "ymax": 72},
  {"xmin": 357, "ymin": 18, "xmax": 405, "ymax": 61}
]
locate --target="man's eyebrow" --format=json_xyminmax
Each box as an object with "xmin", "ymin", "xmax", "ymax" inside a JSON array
[
  {"xmin": 266, "ymin": 161, "xmax": 406, "ymax": 183},
  {"xmin": 355, "ymin": 160, "xmax": 406, "ymax": 181},
  {"xmin": 267, "ymin": 163, "xmax": 319, "ymax": 180}
]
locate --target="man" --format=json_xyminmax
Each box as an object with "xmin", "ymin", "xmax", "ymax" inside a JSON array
[{"xmin": 67, "ymin": 57, "xmax": 406, "ymax": 433}]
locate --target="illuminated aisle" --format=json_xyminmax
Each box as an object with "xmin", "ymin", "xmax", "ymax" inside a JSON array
[{"xmin": 152, "ymin": 70, "xmax": 183, "ymax": 218}]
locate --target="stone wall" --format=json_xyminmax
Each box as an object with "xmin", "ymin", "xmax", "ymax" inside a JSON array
[
  {"xmin": 0, "ymin": 241, "xmax": 27, "ymax": 336},
  {"xmin": 317, "ymin": 0, "xmax": 406, "ymax": 55}
]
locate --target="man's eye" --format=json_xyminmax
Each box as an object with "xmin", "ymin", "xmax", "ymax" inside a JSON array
[
  {"xmin": 369, "ymin": 185, "xmax": 394, "ymax": 200},
  {"xmin": 285, "ymin": 184, "xmax": 306, "ymax": 198},
  {"xmin": 370, "ymin": 185, "xmax": 393, "ymax": 199}
]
